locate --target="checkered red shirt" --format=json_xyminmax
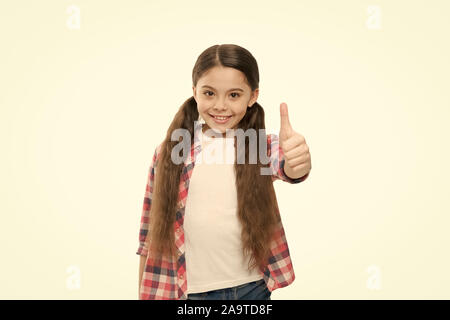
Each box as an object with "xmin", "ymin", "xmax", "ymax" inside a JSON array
[{"xmin": 137, "ymin": 122, "xmax": 309, "ymax": 300}]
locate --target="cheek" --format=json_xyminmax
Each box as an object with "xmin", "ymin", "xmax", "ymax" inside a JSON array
[
  {"xmin": 233, "ymin": 105, "xmax": 248, "ymax": 118},
  {"xmin": 198, "ymin": 102, "xmax": 214, "ymax": 113},
  {"xmin": 197, "ymin": 104, "xmax": 209, "ymax": 115}
]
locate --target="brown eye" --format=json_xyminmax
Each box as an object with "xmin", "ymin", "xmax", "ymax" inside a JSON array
[
  {"xmin": 231, "ymin": 92, "xmax": 240, "ymax": 98},
  {"xmin": 204, "ymin": 91, "xmax": 213, "ymax": 96}
]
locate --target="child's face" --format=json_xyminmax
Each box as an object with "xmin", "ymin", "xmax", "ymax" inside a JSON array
[{"xmin": 193, "ymin": 66, "xmax": 259, "ymax": 136}]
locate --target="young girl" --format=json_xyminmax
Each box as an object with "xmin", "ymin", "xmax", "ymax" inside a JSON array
[{"xmin": 137, "ymin": 44, "xmax": 311, "ymax": 300}]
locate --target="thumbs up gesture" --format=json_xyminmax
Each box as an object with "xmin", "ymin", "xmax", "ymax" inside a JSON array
[{"xmin": 279, "ymin": 102, "xmax": 311, "ymax": 179}]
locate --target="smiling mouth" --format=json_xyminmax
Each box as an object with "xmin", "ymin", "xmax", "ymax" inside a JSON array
[{"xmin": 209, "ymin": 114, "xmax": 232, "ymax": 120}]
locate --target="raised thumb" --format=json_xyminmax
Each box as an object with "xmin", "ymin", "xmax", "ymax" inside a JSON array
[{"xmin": 280, "ymin": 103, "xmax": 292, "ymax": 137}]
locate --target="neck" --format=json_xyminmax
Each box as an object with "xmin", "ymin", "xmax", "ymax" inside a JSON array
[{"xmin": 202, "ymin": 124, "xmax": 225, "ymax": 138}]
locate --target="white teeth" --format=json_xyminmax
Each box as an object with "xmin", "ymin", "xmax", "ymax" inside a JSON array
[{"xmin": 213, "ymin": 115, "xmax": 230, "ymax": 120}]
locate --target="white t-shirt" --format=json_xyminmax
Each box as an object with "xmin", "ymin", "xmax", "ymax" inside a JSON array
[{"xmin": 184, "ymin": 130, "xmax": 263, "ymax": 294}]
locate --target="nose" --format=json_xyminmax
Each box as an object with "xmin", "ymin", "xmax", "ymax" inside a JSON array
[{"xmin": 213, "ymin": 103, "xmax": 228, "ymax": 112}]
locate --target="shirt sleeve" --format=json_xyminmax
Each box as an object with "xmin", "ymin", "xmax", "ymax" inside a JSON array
[
  {"xmin": 269, "ymin": 133, "xmax": 309, "ymax": 184},
  {"xmin": 136, "ymin": 146, "xmax": 159, "ymax": 256}
]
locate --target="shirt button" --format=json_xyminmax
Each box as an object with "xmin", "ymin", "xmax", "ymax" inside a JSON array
[{"xmin": 179, "ymin": 274, "xmax": 184, "ymax": 280}]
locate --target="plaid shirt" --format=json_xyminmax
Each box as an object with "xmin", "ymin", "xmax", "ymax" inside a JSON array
[{"xmin": 137, "ymin": 122, "xmax": 309, "ymax": 300}]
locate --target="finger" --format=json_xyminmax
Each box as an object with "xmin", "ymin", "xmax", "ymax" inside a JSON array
[
  {"xmin": 281, "ymin": 134, "xmax": 304, "ymax": 152},
  {"xmin": 284, "ymin": 144, "xmax": 306, "ymax": 159},
  {"xmin": 280, "ymin": 102, "xmax": 292, "ymax": 134},
  {"xmin": 286, "ymin": 154, "xmax": 308, "ymax": 168},
  {"xmin": 291, "ymin": 162, "xmax": 310, "ymax": 173}
]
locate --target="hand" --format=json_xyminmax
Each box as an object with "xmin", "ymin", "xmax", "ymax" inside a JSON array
[{"xmin": 279, "ymin": 102, "xmax": 311, "ymax": 179}]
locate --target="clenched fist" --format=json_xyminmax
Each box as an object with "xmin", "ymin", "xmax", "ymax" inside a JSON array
[{"xmin": 279, "ymin": 102, "xmax": 311, "ymax": 179}]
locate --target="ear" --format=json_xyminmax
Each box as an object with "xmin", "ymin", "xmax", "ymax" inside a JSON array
[{"xmin": 248, "ymin": 88, "xmax": 259, "ymax": 107}]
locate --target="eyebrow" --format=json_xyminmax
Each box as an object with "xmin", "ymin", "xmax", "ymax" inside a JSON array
[{"xmin": 200, "ymin": 85, "xmax": 244, "ymax": 92}]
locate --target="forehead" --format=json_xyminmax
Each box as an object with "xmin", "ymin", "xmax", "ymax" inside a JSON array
[{"xmin": 198, "ymin": 66, "xmax": 249, "ymax": 90}]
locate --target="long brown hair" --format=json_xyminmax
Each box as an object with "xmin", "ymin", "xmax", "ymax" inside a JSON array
[{"xmin": 147, "ymin": 44, "xmax": 280, "ymax": 272}]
